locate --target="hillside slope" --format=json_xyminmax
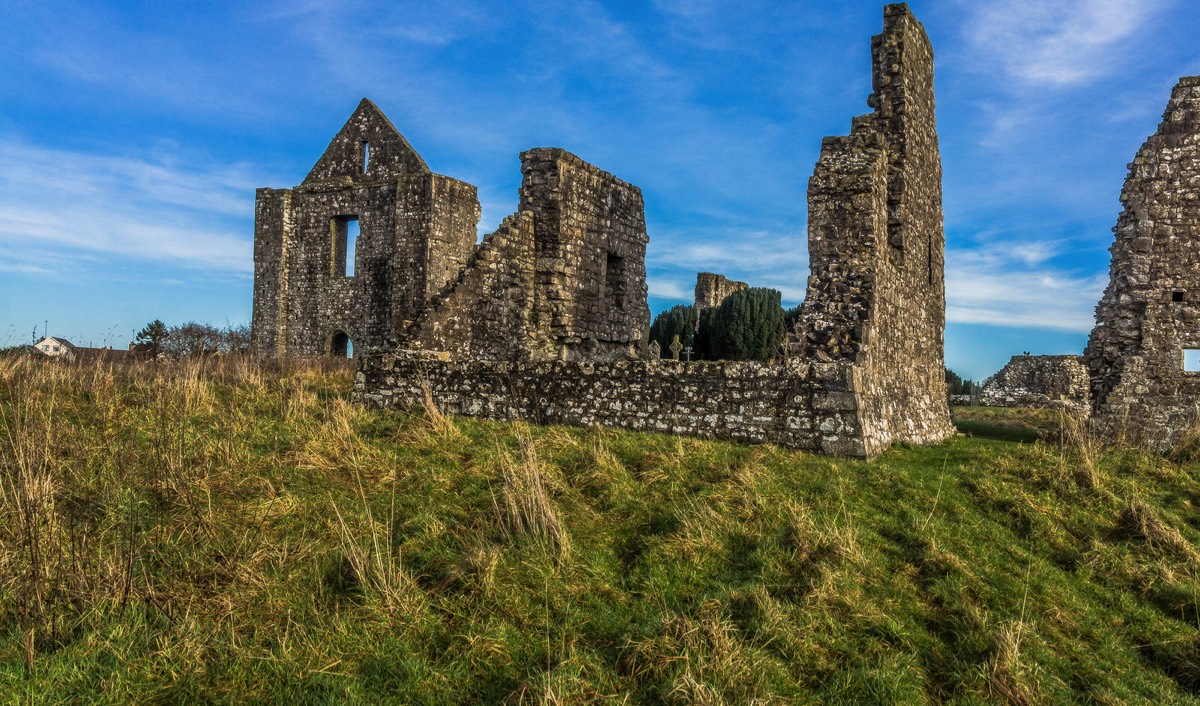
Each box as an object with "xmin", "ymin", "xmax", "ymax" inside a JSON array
[{"xmin": 2, "ymin": 357, "xmax": 1199, "ymax": 704}]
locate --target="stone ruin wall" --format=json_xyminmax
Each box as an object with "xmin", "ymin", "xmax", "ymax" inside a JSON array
[
  {"xmin": 979, "ymin": 355, "xmax": 1090, "ymax": 411},
  {"xmin": 353, "ymin": 3, "xmax": 954, "ymax": 458},
  {"xmin": 793, "ymin": 4, "xmax": 953, "ymax": 454},
  {"xmin": 252, "ymin": 99, "xmax": 479, "ymax": 358},
  {"xmin": 1084, "ymin": 77, "xmax": 1200, "ymax": 451},
  {"xmin": 694, "ymin": 272, "xmax": 748, "ymax": 309},
  {"xmin": 358, "ymin": 356, "xmax": 854, "ymax": 452},
  {"xmin": 402, "ymin": 149, "xmax": 650, "ymax": 362}
]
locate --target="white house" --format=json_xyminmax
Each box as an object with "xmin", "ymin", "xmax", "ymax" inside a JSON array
[{"xmin": 34, "ymin": 337, "xmax": 77, "ymax": 358}]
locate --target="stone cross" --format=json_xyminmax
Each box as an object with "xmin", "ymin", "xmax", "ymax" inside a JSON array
[
  {"xmin": 669, "ymin": 335, "xmax": 683, "ymax": 361},
  {"xmin": 648, "ymin": 339, "xmax": 661, "ymax": 359}
]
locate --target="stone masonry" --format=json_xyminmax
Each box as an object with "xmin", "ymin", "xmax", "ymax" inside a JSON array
[
  {"xmin": 404, "ymin": 149, "xmax": 650, "ymax": 362},
  {"xmin": 980, "ymin": 355, "xmax": 1090, "ymax": 411},
  {"xmin": 694, "ymin": 272, "xmax": 748, "ymax": 310},
  {"xmin": 252, "ymin": 99, "xmax": 479, "ymax": 357},
  {"xmin": 252, "ymin": 103, "xmax": 647, "ymax": 362},
  {"xmin": 351, "ymin": 4, "xmax": 955, "ymax": 458},
  {"xmin": 1084, "ymin": 77, "xmax": 1200, "ymax": 451}
]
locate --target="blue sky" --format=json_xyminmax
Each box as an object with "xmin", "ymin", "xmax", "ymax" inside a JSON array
[{"xmin": 1, "ymin": 0, "xmax": 1197, "ymax": 380}]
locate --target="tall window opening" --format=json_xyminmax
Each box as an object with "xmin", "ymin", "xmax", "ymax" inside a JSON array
[
  {"xmin": 331, "ymin": 216, "xmax": 360, "ymax": 277},
  {"xmin": 362, "ymin": 141, "xmax": 370, "ymax": 173},
  {"xmin": 330, "ymin": 331, "xmax": 353, "ymax": 359},
  {"xmin": 1185, "ymin": 348, "xmax": 1200, "ymax": 372},
  {"xmin": 604, "ymin": 252, "xmax": 626, "ymax": 311}
]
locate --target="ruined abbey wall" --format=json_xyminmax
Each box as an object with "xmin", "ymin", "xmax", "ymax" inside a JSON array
[
  {"xmin": 694, "ymin": 272, "xmax": 748, "ymax": 309},
  {"xmin": 357, "ymin": 356, "xmax": 861, "ymax": 452},
  {"xmin": 980, "ymin": 355, "xmax": 1090, "ymax": 410},
  {"xmin": 1084, "ymin": 77, "xmax": 1200, "ymax": 450},
  {"xmin": 251, "ymin": 99, "xmax": 479, "ymax": 357},
  {"xmin": 400, "ymin": 150, "xmax": 650, "ymax": 362},
  {"xmin": 352, "ymin": 3, "xmax": 954, "ymax": 458}
]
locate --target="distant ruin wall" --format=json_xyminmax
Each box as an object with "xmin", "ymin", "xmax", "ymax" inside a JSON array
[
  {"xmin": 695, "ymin": 272, "xmax": 749, "ymax": 309},
  {"xmin": 980, "ymin": 355, "xmax": 1090, "ymax": 410},
  {"xmin": 1084, "ymin": 76, "xmax": 1200, "ymax": 451}
]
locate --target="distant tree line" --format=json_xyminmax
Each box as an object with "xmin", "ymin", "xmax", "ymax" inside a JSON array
[
  {"xmin": 648, "ymin": 288, "xmax": 801, "ymax": 362},
  {"xmin": 134, "ymin": 320, "xmax": 251, "ymax": 359},
  {"xmin": 945, "ymin": 368, "xmax": 976, "ymax": 396}
]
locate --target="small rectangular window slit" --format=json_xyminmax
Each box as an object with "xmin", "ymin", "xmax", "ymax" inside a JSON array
[
  {"xmin": 362, "ymin": 142, "xmax": 370, "ymax": 173},
  {"xmin": 331, "ymin": 216, "xmax": 360, "ymax": 277},
  {"xmin": 1185, "ymin": 348, "xmax": 1200, "ymax": 372},
  {"xmin": 1173, "ymin": 290, "xmax": 1185, "ymax": 302}
]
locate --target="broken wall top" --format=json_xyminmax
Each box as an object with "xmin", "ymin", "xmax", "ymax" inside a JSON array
[{"xmin": 303, "ymin": 98, "xmax": 431, "ymax": 185}]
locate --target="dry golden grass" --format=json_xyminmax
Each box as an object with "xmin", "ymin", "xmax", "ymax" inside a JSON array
[{"xmin": 494, "ymin": 433, "xmax": 571, "ymax": 563}]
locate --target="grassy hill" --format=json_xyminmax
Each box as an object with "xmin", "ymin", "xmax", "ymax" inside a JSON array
[{"xmin": 2, "ymin": 357, "xmax": 1200, "ymax": 704}]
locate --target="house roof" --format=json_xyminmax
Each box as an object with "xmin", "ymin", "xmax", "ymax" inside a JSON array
[{"xmin": 36, "ymin": 337, "xmax": 77, "ymax": 348}]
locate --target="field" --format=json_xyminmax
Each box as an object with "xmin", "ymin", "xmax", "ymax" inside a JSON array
[{"xmin": 3, "ymin": 356, "xmax": 1200, "ymax": 704}]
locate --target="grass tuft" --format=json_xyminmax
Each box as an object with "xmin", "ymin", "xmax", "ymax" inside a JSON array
[{"xmin": 494, "ymin": 434, "xmax": 571, "ymax": 563}]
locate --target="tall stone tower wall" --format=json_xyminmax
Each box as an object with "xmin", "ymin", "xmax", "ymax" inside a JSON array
[
  {"xmin": 1084, "ymin": 77, "xmax": 1200, "ymax": 450},
  {"xmin": 796, "ymin": 3, "xmax": 953, "ymax": 456}
]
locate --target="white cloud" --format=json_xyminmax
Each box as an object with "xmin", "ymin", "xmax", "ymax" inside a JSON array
[
  {"xmin": 0, "ymin": 141, "xmax": 255, "ymax": 273},
  {"xmin": 648, "ymin": 277, "xmax": 692, "ymax": 300},
  {"xmin": 946, "ymin": 246, "xmax": 1106, "ymax": 332},
  {"xmin": 964, "ymin": 0, "xmax": 1167, "ymax": 86}
]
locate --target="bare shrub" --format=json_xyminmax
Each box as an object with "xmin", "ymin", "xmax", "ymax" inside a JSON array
[
  {"xmin": 1166, "ymin": 411, "xmax": 1200, "ymax": 464},
  {"xmin": 420, "ymin": 378, "xmax": 460, "ymax": 439},
  {"xmin": 329, "ymin": 473, "xmax": 423, "ymax": 614}
]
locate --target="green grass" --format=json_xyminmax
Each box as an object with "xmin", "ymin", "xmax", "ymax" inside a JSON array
[{"xmin": 2, "ymin": 357, "xmax": 1200, "ymax": 703}]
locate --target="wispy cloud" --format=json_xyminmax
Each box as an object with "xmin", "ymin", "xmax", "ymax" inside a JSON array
[
  {"xmin": 647, "ymin": 226, "xmax": 810, "ymax": 304},
  {"xmin": 946, "ymin": 245, "xmax": 1105, "ymax": 332},
  {"xmin": 648, "ymin": 277, "xmax": 693, "ymax": 301},
  {"xmin": 963, "ymin": 0, "xmax": 1168, "ymax": 87},
  {"xmin": 0, "ymin": 141, "xmax": 255, "ymax": 273}
]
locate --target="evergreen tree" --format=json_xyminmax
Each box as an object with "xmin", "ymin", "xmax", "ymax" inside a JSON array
[
  {"xmin": 704, "ymin": 288, "xmax": 786, "ymax": 362},
  {"xmin": 783, "ymin": 303, "xmax": 804, "ymax": 331},
  {"xmin": 648, "ymin": 305, "xmax": 696, "ymax": 358},
  {"xmin": 133, "ymin": 320, "xmax": 168, "ymax": 358},
  {"xmin": 693, "ymin": 306, "xmax": 719, "ymax": 360}
]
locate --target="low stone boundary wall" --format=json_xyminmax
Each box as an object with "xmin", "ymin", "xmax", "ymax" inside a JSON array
[
  {"xmin": 980, "ymin": 355, "xmax": 1090, "ymax": 411},
  {"xmin": 354, "ymin": 353, "xmax": 870, "ymax": 455}
]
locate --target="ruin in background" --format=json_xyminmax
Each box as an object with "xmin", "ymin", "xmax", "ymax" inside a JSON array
[
  {"xmin": 694, "ymin": 272, "xmax": 748, "ymax": 310},
  {"xmin": 253, "ymin": 3, "xmax": 954, "ymax": 458},
  {"xmin": 980, "ymin": 355, "xmax": 1090, "ymax": 411},
  {"xmin": 1084, "ymin": 77, "xmax": 1200, "ymax": 451}
]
